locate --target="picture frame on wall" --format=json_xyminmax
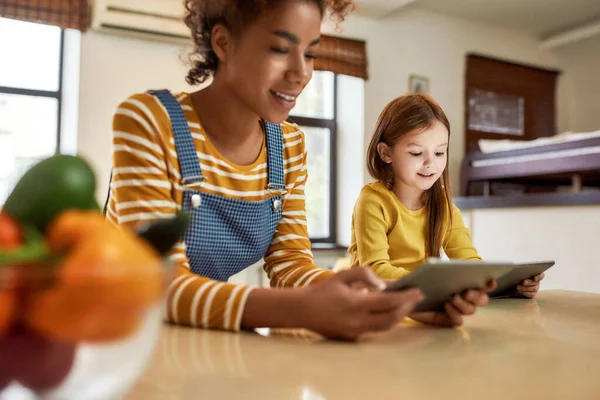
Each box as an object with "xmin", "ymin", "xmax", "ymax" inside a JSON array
[{"xmin": 409, "ymin": 74, "xmax": 430, "ymax": 94}]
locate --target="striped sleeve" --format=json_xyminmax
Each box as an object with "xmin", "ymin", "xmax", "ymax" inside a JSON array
[
  {"xmin": 263, "ymin": 130, "xmax": 334, "ymax": 287},
  {"xmin": 106, "ymin": 93, "xmax": 254, "ymax": 332}
]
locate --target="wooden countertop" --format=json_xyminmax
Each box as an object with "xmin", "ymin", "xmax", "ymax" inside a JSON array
[{"xmin": 124, "ymin": 290, "xmax": 600, "ymax": 399}]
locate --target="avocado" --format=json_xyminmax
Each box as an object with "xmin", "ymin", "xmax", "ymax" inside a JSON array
[{"xmin": 3, "ymin": 155, "xmax": 98, "ymax": 231}]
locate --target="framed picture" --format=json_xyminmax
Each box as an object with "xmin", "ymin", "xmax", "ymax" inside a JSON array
[{"xmin": 409, "ymin": 74, "xmax": 429, "ymax": 94}]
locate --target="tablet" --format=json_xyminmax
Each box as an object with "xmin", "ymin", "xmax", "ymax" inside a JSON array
[
  {"xmin": 384, "ymin": 259, "xmax": 515, "ymax": 313},
  {"xmin": 489, "ymin": 260, "xmax": 555, "ymax": 297}
]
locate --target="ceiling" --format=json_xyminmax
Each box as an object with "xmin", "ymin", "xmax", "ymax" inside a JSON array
[
  {"xmin": 354, "ymin": 0, "xmax": 600, "ymax": 38},
  {"xmin": 353, "ymin": 0, "xmax": 417, "ymax": 19}
]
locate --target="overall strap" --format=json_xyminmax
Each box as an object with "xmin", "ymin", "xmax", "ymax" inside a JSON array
[
  {"xmin": 149, "ymin": 89, "xmax": 203, "ymax": 185},
  {"xmin": 263, "ymin": 122, "xmax": 286, "ymax": 191}
]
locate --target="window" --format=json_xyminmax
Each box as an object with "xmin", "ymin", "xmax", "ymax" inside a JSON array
[
  {"xmin": 288, "ymin": 71, "xmax": 337, "ymax": 244},
  {"xmin": 0, "ymin": 18, "xmax": 64, "ymax": 204}
]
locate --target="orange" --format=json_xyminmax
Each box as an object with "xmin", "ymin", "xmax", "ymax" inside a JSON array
[
  {"xmin": 0, "ymin": 211, "xmax": 24, "ymax": 251},
  {"xmin": 43, "ymin": 210, "xmax": 107, "ymax": 253},
  {"xmin": 24, "ymin": 210, "xmax": 165, "ymax": 343}
]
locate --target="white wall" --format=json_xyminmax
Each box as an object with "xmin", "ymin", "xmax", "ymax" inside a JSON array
[
  {"xmin": 77, "ymin": 31, "xmax": 194, "ymax": 203},
  {"xmin": 336, "ymin": 74, "xmax": 365, "ymax": 247},
  {"xmin": 552, "ymin": 35, "xmax": 600, "ymax": 133},
  {"xmin": 60, "ymin": 29, "xmax": 82, "ymax": 157},
  {"xmin": 462, "ymin": 206, "xmax": 600, "ymax": 294},
  {"xmin": 324, "ymin": 8, "xmax": 563, "ymax": 190}
]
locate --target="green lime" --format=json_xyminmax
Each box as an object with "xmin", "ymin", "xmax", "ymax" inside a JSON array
[{"xmin": 3, "ymin": 155, "xmax": 98, "ymax": 231}]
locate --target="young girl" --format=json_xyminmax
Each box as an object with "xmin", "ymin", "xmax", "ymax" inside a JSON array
[
  {"xmin": 349, "ymin": 94, "xmax": 544, "ymax": 325},
  {"xmin": 104, "ymin": 0, "xmax": 426, "ymax": 341}
]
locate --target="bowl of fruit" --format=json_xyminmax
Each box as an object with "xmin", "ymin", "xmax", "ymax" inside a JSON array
[{"xmin": 0, "ymin": 155, "xmax": 186, "ymax": 399}]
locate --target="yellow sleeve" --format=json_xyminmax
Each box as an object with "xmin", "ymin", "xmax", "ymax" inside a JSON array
[
  {"xmin": 443, "ymin": 204, "xmax": 482, "ymax": 261},
  {"xmin": 263, "ymin": 131, "xmax": 334, "ymax": 287},
  {"xmin": 351, "ymin": 188, "xmax": 410, "ymax": 279},
  {"xmin": 107, "ymin": 93, "xmax": 253, "ymax": 332}
]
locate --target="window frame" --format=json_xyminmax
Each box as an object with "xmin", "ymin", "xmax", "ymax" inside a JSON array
[
  {"xmin": 0, "ymin": 28, "xmax": 65, "ymax": 152},
  {"xmin": 288, "ymin": 74, "xmax": 338, "ymax": 245}
]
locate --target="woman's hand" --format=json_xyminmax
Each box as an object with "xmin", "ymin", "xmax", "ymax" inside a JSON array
[{"xmin": 299, "ymin": 267, "xmax": 424, "ymax": 340}]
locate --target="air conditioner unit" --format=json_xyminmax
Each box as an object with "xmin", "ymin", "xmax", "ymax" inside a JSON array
[{"xmin": 91, "ymin": 0, "xmax": 191, "ymax": 44}]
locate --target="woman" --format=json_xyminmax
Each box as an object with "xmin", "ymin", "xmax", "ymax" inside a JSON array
[{"xmin": 105, "ymin": 0, "xmax": 489, "ymax": 340}]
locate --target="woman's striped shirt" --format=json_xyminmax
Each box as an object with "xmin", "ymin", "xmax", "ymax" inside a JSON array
[{"xmin": 105, "ymin": 92, "xmax": 333, "ymax": 331}]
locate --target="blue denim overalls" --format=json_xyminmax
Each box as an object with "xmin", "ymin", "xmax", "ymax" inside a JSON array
[{"xmin": 150, "ymin": 90, "xmax": 284, "ymax": 281}]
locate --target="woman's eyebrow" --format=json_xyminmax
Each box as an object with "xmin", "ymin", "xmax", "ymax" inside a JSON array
[{"xmin": 272, "ymin": 30, "xmax": 320, "ymax": 46}]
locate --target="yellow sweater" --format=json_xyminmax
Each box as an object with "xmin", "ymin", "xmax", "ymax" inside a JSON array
[
  {"xmin": 105, "ymin": 92, "xmax": 333, "ymax": 332},
  {"xmin": 348, "ymin": 181, "xmax": 481, "ymax": 279}
]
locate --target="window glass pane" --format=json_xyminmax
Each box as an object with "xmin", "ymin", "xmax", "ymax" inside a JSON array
[
  {"xmin": 302, "ymin": 126, "xmax": 330, "ymax": 239},
  {"xmin": 468, "ymin": 89, "xmax": 524, "ymax": 136},
  {"xmin": 0, "ymin": 93, "xmax": 58, "ymax": 204},
  {"xmin": 0, "ymin": 18, "xmax": 62, "ymax": 91},
  {"xmin": 292, "ymin": 71, "xmax": 334, "ymax": 119}
]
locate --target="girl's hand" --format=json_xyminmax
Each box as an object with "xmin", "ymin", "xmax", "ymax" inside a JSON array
[
  {"xmin": 514, "ymin": 273, "xmax": 544, "ymax": 299},
  {"xmin": 409, "ymin": 279, "xmax": 497, "ymax": 327}
]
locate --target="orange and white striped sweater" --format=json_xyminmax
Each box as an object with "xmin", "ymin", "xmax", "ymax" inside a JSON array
[{"xmin": 105, "ymin": 92, "xmax": 333, "ymax": 331}]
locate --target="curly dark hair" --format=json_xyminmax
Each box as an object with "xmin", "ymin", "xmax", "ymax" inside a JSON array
[{"xmin": 183, "ymin": 0, "xmax": 355, "ymax": 85}]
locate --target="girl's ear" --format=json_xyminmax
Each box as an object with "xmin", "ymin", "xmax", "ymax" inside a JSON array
[
  {"xmin": 211, "ymin": 23, "xmax": 232, "ymax": 63},
  {"xmin": 377, "ymin": 143, "xmax": 392, "ymax": 164}
]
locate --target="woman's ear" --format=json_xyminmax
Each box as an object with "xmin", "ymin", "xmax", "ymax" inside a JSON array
[
  {"xmin": 377, "ymin": 143, "xmax": 392, "ymax": 164},
  {"xmin": 211, "ymin": 23, "xmax": 232, "ymax": 63}
]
